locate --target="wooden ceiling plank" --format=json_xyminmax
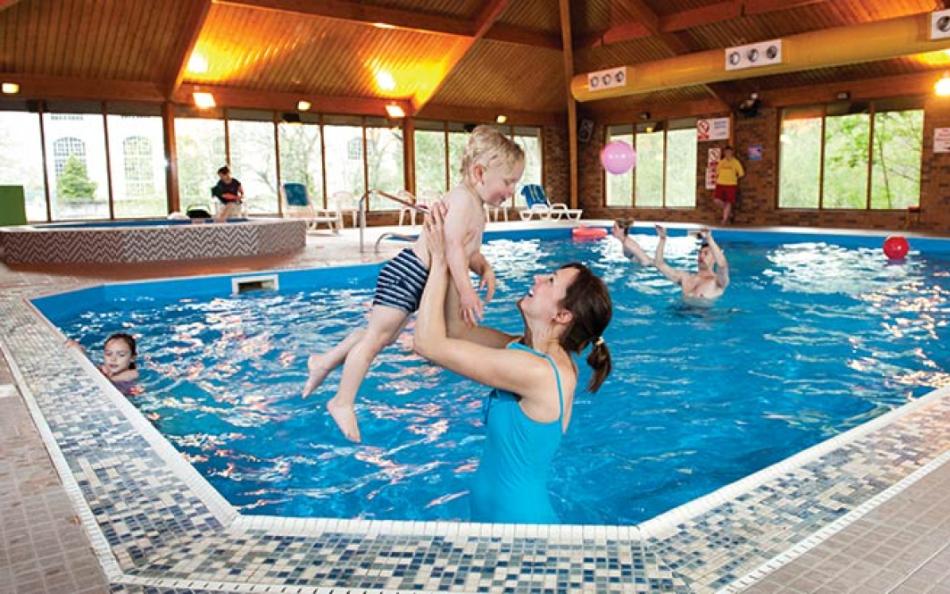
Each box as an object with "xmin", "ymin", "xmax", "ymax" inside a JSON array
[
  {"xmin": 0, "ymin": 0, "xmax": 25, "ymax": 11},
  {"xmin": 577, "ymin": 0, "xmax": 834, "ymax": 49},
  {"xmin": 166, "ymin": 0, "xmax": 212, "ymax": 99},
  {"xmin": 175, "ymin": 82, "xmax": 411, "ymax": 116},
  {"xmin": 411, "ymin": 0, "xmax": 511, "ymax": 114},
  {"xmin": 3, "ymin": 73, "xmax": 165, "ymax": 102},
  {"xmin": 484, "ymin": 23, "xmax": 561, "ymax": 50}
]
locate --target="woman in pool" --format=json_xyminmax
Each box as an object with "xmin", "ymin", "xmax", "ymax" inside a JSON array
[{"xmin": 413, "ymin": 204, "xmax": 613, "ymax": 524}]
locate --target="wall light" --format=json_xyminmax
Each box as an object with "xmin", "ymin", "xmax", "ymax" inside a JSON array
[
  {"xmin": 373, "ymin": 22, "xmax": 396, "ymax": 29},
  {"xmin": 385, "ymin": 103, "xmax": 406, "ymax": 119},
  {"xmin": 936, "ymin": 72, "xmax": 950, "ymax": 96},
  {"xmin": 187, "ymin": 53, "xmax": 208, "ymax": 74},
  {"xmin": 193, "ymin": 91, "xmax": 216, "ymax": 109},
  {"xmin": 835, "ymin": 91, "xmax": 851, "ymax": 101},
  {"xmin": 1, "ymin": 82, "xmax": 19, "ymax": 94},
  {"xmin": 297, "ymin": 100, "xmax": 312, "ymax": 111},
  {"xmin": 495, "ymin": 114, "xmax": 507, "ymax": 124}
]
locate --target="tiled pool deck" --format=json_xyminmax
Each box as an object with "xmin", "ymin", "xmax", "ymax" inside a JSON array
[{"xmin": 1, "ymin": 221, "xmax": 948, "ymax": 594}]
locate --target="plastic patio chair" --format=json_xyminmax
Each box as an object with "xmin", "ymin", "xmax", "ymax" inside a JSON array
[
  {"xmin": 330, "ymin": 190, "xmax": 360, "ymax": 228},
  {"xmin": 518, "ymin": 184, "xmax": 583, "ymax": 221},
  {"xmin": 282, "ymin": 182, "xmax": 340, "ymax": 233}
]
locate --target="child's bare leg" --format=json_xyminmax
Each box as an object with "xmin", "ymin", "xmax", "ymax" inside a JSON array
[
  {"xmin": 302, "ymin": 329, "xmax": 366, "ymax": 397},
  {"xmin": 327, "ymin": 306, "xmax": 407, "ymax": 442}
]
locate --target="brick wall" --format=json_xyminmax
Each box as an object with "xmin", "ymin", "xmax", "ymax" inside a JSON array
[
  {"xmin": 579, "ymin": 104, "xmax": 950, "ymax": 234},
  {"xmin": 542, "ymin": 122, "xmax": 569, "ymax": 206}
]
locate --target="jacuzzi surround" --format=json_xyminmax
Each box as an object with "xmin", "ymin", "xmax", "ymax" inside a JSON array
[
  {"xmin": 3, "ymin": 226, "xmax": 949, "ymax": 593},
  {"xmin": 0, "ymin": 218, "xmax": 306, "ymax": 264}
]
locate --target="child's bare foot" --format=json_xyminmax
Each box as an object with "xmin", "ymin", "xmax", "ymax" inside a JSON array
[
  {"xmin": 327, "ymin": 398, "xmax": 361, "ymax": 442},
  {"xmin": 302, "ymin": 354, "xmax": 331, "ymax": 398}
]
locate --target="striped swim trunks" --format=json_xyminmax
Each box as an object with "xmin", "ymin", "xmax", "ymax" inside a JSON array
[{"xmin": 373, "ymin": 247, "xmax": 430, "ymax": 314}]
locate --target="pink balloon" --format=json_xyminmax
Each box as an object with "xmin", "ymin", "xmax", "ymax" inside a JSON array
[{"xmin": 601, "ymin": 141, "xmax": 636, "ymax": 175}]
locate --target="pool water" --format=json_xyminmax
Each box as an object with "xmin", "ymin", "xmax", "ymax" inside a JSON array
[{"xmin": 61, "ymin": 234, "xmax": 950, "ymax": 525}]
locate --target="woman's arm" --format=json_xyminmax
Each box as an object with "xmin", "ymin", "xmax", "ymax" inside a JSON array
[{"xmin": 414, "ymin": 207, "xmax": 548, "ymax": 397}]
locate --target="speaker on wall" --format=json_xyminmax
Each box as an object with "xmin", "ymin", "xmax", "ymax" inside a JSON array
[{"xmin": 578, "ymin": 118, "xmax": 594, "ymax": 143}]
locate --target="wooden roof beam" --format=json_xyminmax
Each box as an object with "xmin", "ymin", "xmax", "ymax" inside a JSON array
[
  {"xmin": 174, "ymin": 83, "xmax": 411, "ymax": 116},
  {"xmin": 215, "ymin": 0, "xmax": 560, "ymax": 50},
  {"xmin": 410, "ymin": 0, "xmax": 511, "ymax": 114},
  {"xmin": 165, "ymin": 0, "xmax": 212, "ymax": 99},
  {"xmin": 0, "ymin": 0, "xmax": 25, "ymax": 11},
  {"xmin": 576, "ymin": 0, "xmax": 829, "ymax": 49},
  {"xmin": 0, "ymin": 74, "xmax": 165, "ymax": 102}
]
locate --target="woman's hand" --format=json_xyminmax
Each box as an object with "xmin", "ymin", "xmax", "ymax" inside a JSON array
[{"xmin": 424, "ymin": 201, "xmax": 448, "ymax": 263}]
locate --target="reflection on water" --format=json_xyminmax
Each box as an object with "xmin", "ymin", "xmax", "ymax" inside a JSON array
[{"xmin": 61, "ymin": 238, "xmax": 950, "ymax": 524}]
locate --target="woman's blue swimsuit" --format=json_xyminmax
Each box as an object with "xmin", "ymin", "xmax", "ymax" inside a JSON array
[{"xmin": 469, "ymin": 342, "xmax": 565, "ymax": 524}]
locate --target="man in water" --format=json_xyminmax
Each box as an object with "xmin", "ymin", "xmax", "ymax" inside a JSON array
[{"xmin": 654, "ymin": 226, "xmax": 729, "ymax": 301}]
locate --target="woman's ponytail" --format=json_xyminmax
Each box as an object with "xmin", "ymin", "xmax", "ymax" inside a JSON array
[
  {"xmin": 585, "ymin": 338, "xmax": 612, "ymax": 393},
  {"xmin": 557, "ymin": 263, "xmax": 613, "ymax": 393}
]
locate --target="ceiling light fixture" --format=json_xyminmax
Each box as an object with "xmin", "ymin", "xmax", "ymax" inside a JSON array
[
  {"xmin": 1, "ymin": 82, "xmax": 20, "ymax": 95},
  {"xmin": 385, "ymin": 103, "xmax": 406, "ymax": 119},
  {"xmin": 373, "ymin": 22, "xmax": 396, "ymax": 29},
  {"xmin": 936, "ymin": 72, "xmax": 950, "ymax": 96},
  {"xmin": 297, "ymin": 100, "xmax": 312, "ymax": 111},
  {"xmin": 496, "ymin": 114, "xmax": 507, "ymax": 124},
  {"xmin": 187, "ymin": 53, "xmax": 208, "ymax": 74},
  {"xmin": 193, "ymin": 91, "xmax": 216, "ymax": 109},
  {"xmin": 376, "ymin": 70, "xmax": 396, "ymax": 92}
]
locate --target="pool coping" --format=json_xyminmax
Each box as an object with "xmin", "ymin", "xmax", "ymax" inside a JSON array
[{"xmin": 3, "ymin": 223, "xmax": 949, "ymax": 593}]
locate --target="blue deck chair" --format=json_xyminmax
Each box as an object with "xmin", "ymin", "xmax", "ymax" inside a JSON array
[
  {"xmin": 282, "ymin": 182, "xmax": 340, "ymax": 233},
  {"xmin": 519, "ymin": 184, "xmax": 583, "ymax": 221}
]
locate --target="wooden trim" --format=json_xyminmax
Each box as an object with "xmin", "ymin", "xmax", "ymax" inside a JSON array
[
  {"xmin": 484, "ymin": 24, "xmax": 561, "ymax": 51},
  {"xmin": 590, "ymin": 98, "xmax": 729, "ymax": 125},
  {"xmin": 319, "ymin": 115, "xmax": 328, "ymax": 208},
  {"xmin": 443, "ymin": 121, "xmax": 450, "ymax": 192},
  {"xmin": 162, "ymin": 102, "xmax": 180, "ymax": 214},
  {"xmin": 558, "ymin": 0, "xmax": 577, "ymax": 210},
  {"xmin": 818, "ymin": 105, "xmax": 826, "ymax": 209},
  {"xmin": 865, "ymin": 103, "xmax": 875, "ymax": 210},
  {"xmin": 760, "ymin": 72, "xmax": 938, "ymax": 108},
  {"xmin": 361, "ymin": 118, "xmax": 369, "ymax": 208},
  {"xmin": 661, "ymin": 126, "xmax": 668, "ymax": 208},
  {"xmin": 404, "ymin": 117, "xmax": 415, "ymax": 194},
  {"xmin": 223, "ymin": 112, "xmax": 231, "ymax": 166},
  {"xmin": 101, "ymin": 102, "xmax": 115, "ymax": 220},
  {"xmin": 38, "ymin": 103, "xmax": 52, "ymax": 222},
  {"xmin": 165, "ymin": 0, "xmax": 212, "ymax": 99},
  {"xmin": 0, "ymin": 0, "xmax": 26, "ymax": 11},
  {"xmin": 0, "ymin": 74, "xmax": 164, "ymax": 103},
  {"xmin": 175, "ymin": 83, "xmax": 410, "ymax": 117}
]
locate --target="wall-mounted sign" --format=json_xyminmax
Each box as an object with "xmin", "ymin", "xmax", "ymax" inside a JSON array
[
  {"xmin": 697, "ymin": 117, "xmax": 730, "ymax": 142},
  {"xmin": 935, "ymin": 127, "xmax": 950, "ymax": 153},
  {"xmin": 705, "ymin": 148, "xmax": 721, "ymax": 190}
]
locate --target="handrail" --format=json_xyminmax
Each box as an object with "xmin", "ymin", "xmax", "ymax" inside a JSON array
[{"xmin": 358, "ymin": 189, "xmax": 429, "ymax": 253}]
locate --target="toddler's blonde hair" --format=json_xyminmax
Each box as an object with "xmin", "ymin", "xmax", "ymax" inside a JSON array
[{"xmin": 460, "ymin": 125, "xmax": 525, "ymax": 181}]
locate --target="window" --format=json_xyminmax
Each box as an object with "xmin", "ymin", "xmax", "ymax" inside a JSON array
[
  {"xmin": 174, "ymin": 116, "xmax": 226, "ymax": 210},
  {"xmin": 513, "ymin": 127, "xmax": 543, "ymax": 195},
  {"xmin": 228, "ymin": 111, "xmax": 278, "ymax": 214},
  {"xmin": 0, "ymin": 110, "xmax": 47, "ymax": 222},
  {"xmin": 605, "ymin": 120, "xmax": 696, "ymax": 208},
  {"xmin": 278, "ymin": 120, "xmax": 323, "ymax": 207},
  {"xmin": 366, "ymin": 119, "xmax": 405, "ymax": 210},
  {"xmin": 779, "ymin": 102, "xmax": 922, "ymax": 209},
  {"xmin": 414, "ymin": 122, "xmax": 447, "ymax": 195},
  {"xmin": 323, "ymin": 117, "xmax": 365, "ymax": 201},
  {"xmin": 44, "ymin": 113, "xmax": 109, "ymax": 220},
  {"xmin": 108, "ymin": 110, "xmax": 167, "ymax": 218},
  {"xmin": 53, "ymin": 137, "xmax": 86, "ymax": 176},
  {"xmin": 447, "ymin": 123, "xmax": 469, "ymax": 189}
]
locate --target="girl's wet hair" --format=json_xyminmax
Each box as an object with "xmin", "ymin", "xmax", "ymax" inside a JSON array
[
  {"xmin": 105, "ymin": 333, "xmax": 137, "ymax": 369},
  {"xmin": 460, "ymin": 125, "xmax": 525, "ymax": 180},
  {"xmin": 557, "ymin": 263, "xmax": 612, "ymax": 392}
]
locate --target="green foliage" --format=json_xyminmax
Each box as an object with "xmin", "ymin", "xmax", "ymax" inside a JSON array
[
  {"xmin": 415, "ymin": 130, "xmax": 447, "ymax": 194},
  {"xmin": 871, "ymin": 110, "xmax": 922, "ymax": 209},
  {"xmin": 279, "ymin": 124, "xmax": 323, "ymax": 203},
  {"xmin": 665, "ymin": 129, "xmax": 697, "ymax": 207},
  {"xmin": 778, "ymin": 118, "xmax": 822, "ymax": 208},
  {"xmin": 823, "ymin": 113, "xmax": 869, "ymax": 209},
  {"xmin": 635, "ymin": 132, "xmax": 664, "ymax": 207},
  {"xmin": 57, "ymin": 154, "xmax": 97, "ymax": 202}
]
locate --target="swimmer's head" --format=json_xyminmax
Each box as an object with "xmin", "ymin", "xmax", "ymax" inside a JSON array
[
  {"xmin": 697, "ymin": 242, "xmax": 714, "ymax": 269},
  {"xmin": 616, "ymin": 219, "xmax": 635, "ymax": 235}
]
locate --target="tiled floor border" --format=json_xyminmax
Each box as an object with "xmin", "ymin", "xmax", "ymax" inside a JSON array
[{"xmin": 3, "ymin": 225, "xmax": 948, "ymax": 593}]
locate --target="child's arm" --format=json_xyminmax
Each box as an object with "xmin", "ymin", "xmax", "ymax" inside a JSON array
[
  {"xmin": 444, "ymin": 204, "xmax": 483, "ymax": 326},
  {"xmin": 469, "ymin": 251, "xmax": 495, "ymax": 303}
]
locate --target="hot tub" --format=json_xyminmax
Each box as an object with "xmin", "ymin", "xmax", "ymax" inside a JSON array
[{"xmin": 0, "ymin": 218, "xmax": 306, "ymax": 264}]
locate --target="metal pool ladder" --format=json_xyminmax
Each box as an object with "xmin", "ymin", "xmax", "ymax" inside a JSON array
[{"xmin": 358, "ymin": 190, "xmax": 428, "ymax": 254}]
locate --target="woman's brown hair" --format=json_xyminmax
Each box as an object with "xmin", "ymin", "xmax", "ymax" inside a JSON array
[{"xmin": 557, "ymin": 263, "xmax": 612, "ymax": 392}]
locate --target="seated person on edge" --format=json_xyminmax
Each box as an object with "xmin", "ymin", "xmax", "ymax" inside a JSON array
[
  {"xmin": 654, "ymin": 226, "xmax": 729, "ymax": 302},
  {"xmin": 413, "ymin": 203, "xmax": 613, "ymax": 524},
  {"xmin": 67, "ymin": 332, "xmax": 140, "ymax": 396},
  {"xmin": 611, "ymin": 219, "xmax": 651, "ymax": 266},
  {"xmin": 211, "ymin": 166, "xmax": 244, "ymax": 222}
]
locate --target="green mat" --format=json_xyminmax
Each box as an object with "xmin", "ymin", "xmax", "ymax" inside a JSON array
[{"xmin": 0, "ymin": 185, "xmax": 27, "ymax": 226}]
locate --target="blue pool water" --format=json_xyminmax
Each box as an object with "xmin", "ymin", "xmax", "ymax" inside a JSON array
[{"xmin": 52, "ymin": 231, "xmax": 950, "ymax": 525}]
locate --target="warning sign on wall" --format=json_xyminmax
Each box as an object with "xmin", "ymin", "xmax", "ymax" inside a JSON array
[{"xmin": 697, "ymin": 117, "xmax": 730, "ymax": 142}]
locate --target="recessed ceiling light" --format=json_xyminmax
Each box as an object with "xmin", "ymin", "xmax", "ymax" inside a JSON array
[
  {"xmin": 193, "ymin": 92, "xmax": 216, "ymax": 109},
  {"xmin": 385, "ymin": 103, "xmax": 405, "ymax": 119},
  {"xmin": 495, "ymin": 114, "xmax": 507, "ymax": 124},
  {"xmin": 297, "ymin": 100, "xmax": 311, "ymax": 111},
  {"xmin": 936, "ymin": 73, "xmax": 950, "ymax": 96},
  {"xmin": 187, "ymin": 53, "xmax": 208, "ymax": 74},
  {"xmin": 376, "ymin": 70, "xmax": 396, "ymax": 92},
  {"xmin": 1, "ymin": 82, "xmax": 20, "ymax": 94},
  {"xmin": 373, "ymin": 22, "xmax": 396, "ymax": 29}
]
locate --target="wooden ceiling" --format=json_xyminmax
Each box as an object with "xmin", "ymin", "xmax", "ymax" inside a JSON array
[{"xmin": 0, "ymin": 0, "xmax": 947, "ymax": 121}]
